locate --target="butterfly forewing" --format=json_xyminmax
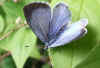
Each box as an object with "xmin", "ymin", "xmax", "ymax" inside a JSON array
[
  {"xmin": 49, "ymin": 3, "xmax": 71, "ymax": 39},
  {"xmin": 23, "ymin": 2, "xmax": 51, "ymax": 43}
]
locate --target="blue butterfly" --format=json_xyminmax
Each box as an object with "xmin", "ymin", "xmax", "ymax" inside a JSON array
[{"xmin": 23, "ymin": 2, "xmax": 88, "ymax": 49}]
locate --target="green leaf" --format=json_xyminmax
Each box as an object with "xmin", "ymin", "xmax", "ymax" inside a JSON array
[
  {"xmin": 49, "ymin": 0, "xmax": 100, "ymax": 68},
  {"xmin": 0, "ymin": 0, "xmax": 41, "ymax": 68},
  {"xmin": 0, "ymin": 6, "xmax": 6, "ymax": 34},
  {"xmin": 0, "ymin": 27, "xmax": 39, "ymax": 68},
  {"xmin": 0, "ymin": 56, "xmax": 16, "ymax": 68},
  {"xmin": 1, "ymin": 0, "xmax": 25, "ymax": 34},
  {"xmin": 42, "ymin": 63, "xmax": 51, "ymax": 68},
  {"xmin": 0, "ymin": 16, "xmax": 4, "ymax": 33},
  {"xmin": 76, "ymin": 45, "xmax": 100, "ymax": 68}
]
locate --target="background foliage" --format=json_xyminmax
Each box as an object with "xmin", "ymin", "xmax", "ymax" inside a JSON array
[{"xmin": 0, "ymin": 0, "xmax": 100, "ymax": 68}]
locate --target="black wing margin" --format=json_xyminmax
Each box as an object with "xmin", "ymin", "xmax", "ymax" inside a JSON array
[{"xmin": 23, "ymin": 2, "xmax": 51, "ymax": 43}]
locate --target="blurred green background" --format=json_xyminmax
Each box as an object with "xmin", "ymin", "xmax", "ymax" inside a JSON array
[{"xmin": 0, "ymin": 0, "xmax": 100, "ymax": 68}]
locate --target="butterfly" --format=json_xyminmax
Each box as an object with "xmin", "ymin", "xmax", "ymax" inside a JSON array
[{"xmin": 23, "ymin": 2, "xmax": 88, "ymax": 49}]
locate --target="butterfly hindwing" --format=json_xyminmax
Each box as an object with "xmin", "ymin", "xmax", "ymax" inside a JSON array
[
  {"xmin": 23, "ymin": 2, "xmax": 51, "ymax": 43},
  {"xmin": 48, "ymin": 19, "xmax": 88, "ymax": 48}
]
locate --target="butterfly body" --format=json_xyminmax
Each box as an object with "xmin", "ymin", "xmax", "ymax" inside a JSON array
[{"xmin": 23, "ymin": 2, "xmax": 88, "ymax": 49}]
